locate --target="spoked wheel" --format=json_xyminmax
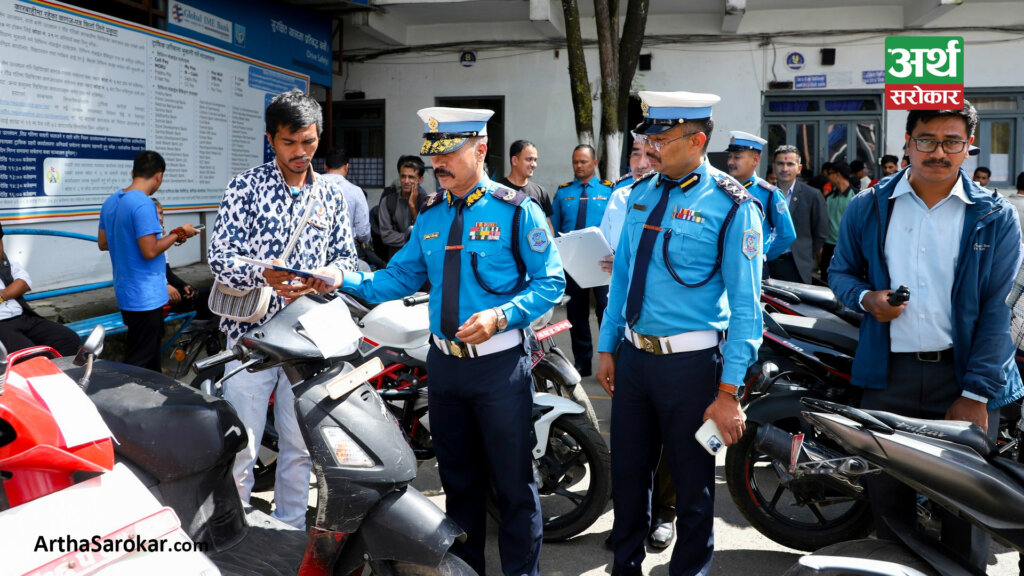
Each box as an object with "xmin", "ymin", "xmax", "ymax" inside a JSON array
[
  {"xmin": 725, "ymin": 420, "xmax": 873, "ymax": 551},
  {"xmin": 487, "ymin": 413, "xmax": 611, "ymax": 542}
]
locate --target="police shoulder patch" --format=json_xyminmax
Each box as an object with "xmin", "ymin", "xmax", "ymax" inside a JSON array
[
  {"xmin": 742, "ymin": 228, "xmax": 761, "ymax": 260},
  {"xmin": 714, "ymin": 174, "xmax": 752, "ymax": 204},
  {"xmin": 527, "ymin": 227, "xmax": 550, "ymax": 252},
  {"xmin": 422, "ymin": 191, "xmax": 444, "ymax": 212},
  {"xmin": 601, "ymin": 179, "xmax": 613, "ymax": 188},
  {"xmin": 489, "ymin": 186, "xmax": 526, "ymax": 206}
]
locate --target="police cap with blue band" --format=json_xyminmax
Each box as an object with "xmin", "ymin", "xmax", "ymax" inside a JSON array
[
  {"xmin": 417, "ymin": 106, "xmax": 494, "ymax": 156},
  {"xmin": 726, "ymin": 131, "xmax": 767, "ymax": 153},
  {"xmin": 633, "ymin": 91, "xmax": 721, "ymax": 135}
]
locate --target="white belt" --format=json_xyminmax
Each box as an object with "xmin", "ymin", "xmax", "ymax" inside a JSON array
[
  {"xmin": 432, "ymin": 330, "xmax": 523, "ymax": 359},
  {"xmin": 625, "ymin": 328, "xmax": 719, "ymax": 355}
]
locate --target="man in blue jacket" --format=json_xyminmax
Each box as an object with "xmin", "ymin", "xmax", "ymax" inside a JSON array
[{"xmin": 828, "ymin": 100, "xmax": 1023, "ymax": 571}]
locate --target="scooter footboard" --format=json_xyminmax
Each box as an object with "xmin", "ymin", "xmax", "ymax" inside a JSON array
[{"xmin": 334, "ymin": 486, "xmax": 465, "ymax": 573}]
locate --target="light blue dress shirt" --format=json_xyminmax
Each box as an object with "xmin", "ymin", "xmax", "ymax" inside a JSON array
[
  {"xmin": 597, "ymin": 160, "xmax": 764, "ymax": 386},
  {"xmin": 551, "ymin": 177, "xmax": 613, "ymax": 234},
  {"xmin": 599, "ymin": 179, "xmax": 635, "ymax": 249},
  {"xmin": 341, "ymin": 176, "xmax": 565, "ymax": 340},
  {"xmin": 884, "ymin": 171, "xmax": 968, "ymax": 355}
]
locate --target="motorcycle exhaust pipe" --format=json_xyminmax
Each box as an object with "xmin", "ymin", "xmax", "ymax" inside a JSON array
[{"xmin": 755, "ymin": 424, "xmax": 808, "ymax": 472}]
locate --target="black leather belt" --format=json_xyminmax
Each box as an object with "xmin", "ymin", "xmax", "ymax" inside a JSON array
[
  {"xmin": 775, "ymin": 252, "xmax": 795, "ymax": 261},
  {"xmin": 893, "ymin": 349, "xmax": 952, "ymax": 363}
]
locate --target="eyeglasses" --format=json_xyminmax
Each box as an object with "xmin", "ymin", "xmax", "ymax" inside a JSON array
[
  {"xmin": 910, "ymin": 137, "xmax": 969, "ymax": 154},
  {"xmin": 632, "ymin": 130, "xmax": 702, "ymax": 152}
]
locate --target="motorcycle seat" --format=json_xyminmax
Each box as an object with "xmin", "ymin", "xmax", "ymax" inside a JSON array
[
  {"xmin": 866, "ymin": 410, "xmax": 993, "ymax": 457},
  {"xmin": 770, "ymin": 313, "xmax": 860, "ymax": 354},
  {"xmin": 81, "ymin": 360, "xmax": 248, "ymax": 482},
  {"xmin": 764, "ymin": 278, "xmax": 840, "ymax": 308}
]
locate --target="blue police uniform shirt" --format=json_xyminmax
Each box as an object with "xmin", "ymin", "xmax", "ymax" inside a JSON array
[
  {"xmin": 341, "ymin": 176, "xmax": 565, "ymax": 341},
  {"xmin": 551, "ymin": 177, "xmax": 614, "ymax": 234},
  {"xmin": 742, "ymin": 175, "xmax": 797, "ymax": 261},
  {"xmin": 598, "ymin": 159, "xmax": 764, "ymax": 386}
]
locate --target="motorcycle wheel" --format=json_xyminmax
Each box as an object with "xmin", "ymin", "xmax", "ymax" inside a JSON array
[
  {"xmin": 725, "ymin": 420, "xmax": 873, "ymax": 552},
  {"xmin": 532, "ymin": 362, "xmax": 600, "ymax": 432},
  {"xmin": 486, "ymin": 413, "xmax": 612, "ymax": 542},
  {"xmin": 369, "ymin": 552, "xmax": 476, "ymax": 576},
  {"xmin": 782, "ymin": 539, "xmax": 938, "ymax": 576}
]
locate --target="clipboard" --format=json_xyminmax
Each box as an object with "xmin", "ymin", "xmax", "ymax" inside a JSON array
[{"xmin": 553, "ymin": 226, "xmax": 613, "ymax": 288}]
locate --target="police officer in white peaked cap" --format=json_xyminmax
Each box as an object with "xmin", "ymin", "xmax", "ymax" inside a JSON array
[
  {"xmin": 725, "ymin": 130, "xmax": 797, "ymax": 262},
  {"xmin": 340, "ymin": 106, "xmax": 565, "ymax": 576},
  {"xmin": 597, "ymin": 91, "xmax": 763, "ymax": 576}
]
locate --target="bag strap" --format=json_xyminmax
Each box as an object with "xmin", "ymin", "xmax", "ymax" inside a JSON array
[{"xmin": 279, "ymin": 176, "xmax": 321, "ymax": 262}]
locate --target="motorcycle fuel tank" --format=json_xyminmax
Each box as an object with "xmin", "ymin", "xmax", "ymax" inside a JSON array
[{"xmin": 360, "ymin": 299, "xmax": 431, "ymax": 351}]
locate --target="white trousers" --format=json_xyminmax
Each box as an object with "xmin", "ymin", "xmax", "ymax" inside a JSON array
[{"xmin": 222, "ymin": 359, "xmax": 311, "ymax": 530}]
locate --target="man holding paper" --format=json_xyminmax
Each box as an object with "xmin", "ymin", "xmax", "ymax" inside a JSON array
[
  {"xmin": 208, "ymin": 89, "xmax": 358, "ymax": 530},
  {"xmin": 340, "ymin": 106, "xmax": 564, "ymax": 576},
  {"xmin": 552, "ymin": 145, "xmax": 614, "ymax": 376}
]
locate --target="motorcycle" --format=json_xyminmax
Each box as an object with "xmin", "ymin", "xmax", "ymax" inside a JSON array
[
  {"xmin": 343, "ymin": 292, "xmax": 611, "ymax": 542},
  {"xmin": 0, "ymin": 334, "xmax": 218, "ymax": 574},
  {"xmin": 759, "ymin": 397, "xmax": 1024, "ymax": 576},
  {"xmin": 82, "ymin": 296, "xmax": 474, "ymax": 575}
]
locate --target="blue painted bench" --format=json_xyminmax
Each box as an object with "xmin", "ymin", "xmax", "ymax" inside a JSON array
[{"xmin": 7, "ymin": 228, "xmax": 195, "ymax": 353}]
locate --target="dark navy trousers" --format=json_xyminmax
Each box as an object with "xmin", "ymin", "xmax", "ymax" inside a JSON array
[
  {"xmin": 565, "ymin": 275, "xmax": 608, "ymax": 370},
  {"xmin": 426, "ymin": 344, "xmax": 542, "ymax": 576},
  {"xmin": 610, "ymin": 343, "xmax": 721, "ymax": 576}
]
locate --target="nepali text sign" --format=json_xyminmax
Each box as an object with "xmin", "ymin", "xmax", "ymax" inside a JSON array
[{"xmin": 884, "ymin": 36, "xmax": 964, "ymax": 110}]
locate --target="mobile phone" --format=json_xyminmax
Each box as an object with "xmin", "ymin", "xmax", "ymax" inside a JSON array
[
  {"xmin": 695, "ymin": 419, "xmax": 725, "ymax": 456},
  {"xmin": 886, "ymin": 285, "xmax": 910, "ymax": 306}
]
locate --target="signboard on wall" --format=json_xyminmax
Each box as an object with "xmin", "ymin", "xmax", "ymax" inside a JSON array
[
  {"xmin": 0, "ymin": 0, "xmax": 309, "ymax": 222},
  {"xmin": 167, "ymin": 0, "xmax": 332, "ymax": 87}
]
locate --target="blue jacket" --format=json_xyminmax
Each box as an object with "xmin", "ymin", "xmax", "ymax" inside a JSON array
[{"xmin": 828, "ymin": 167, "xmax": 1023, "ymax": 408}]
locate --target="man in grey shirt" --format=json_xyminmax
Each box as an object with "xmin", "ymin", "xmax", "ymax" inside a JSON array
[
  {"xmin": 321, "ymin": 148, "xmax": 370, "ymax": 243},
  {"xmin": 378, "ymin": 155, "xmax": 427, "ymax": 260}
]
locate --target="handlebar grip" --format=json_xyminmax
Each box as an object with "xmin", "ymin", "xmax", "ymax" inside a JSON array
[
  {"xmin": 403, "ymin": 294, "xmax": 430, "ymax": 307},
  {"xmin": 193, "ymin": 349, "xmax": 239, "ymax": 373}
]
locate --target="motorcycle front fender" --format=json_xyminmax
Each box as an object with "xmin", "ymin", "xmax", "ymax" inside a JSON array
[
  {"xmin": 334, "ymin": 486, "xmax": 465, "ymax": 573},
  {"xmin": 532, "ymin": 392, "xmax": 585, "ymax": 458},
  {"xmin": 744, "ymin": 389, "xmax": 827, "ymax": 428},
  {"xmin": 535, "ymin": 347, "xmax": 581, "ymax": 387}
]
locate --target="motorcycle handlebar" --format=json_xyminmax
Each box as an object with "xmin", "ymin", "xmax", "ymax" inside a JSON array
[
  {"xmin": 193, "ymin": 348, "xmax": 240, "ymax": 373},
  {"xmin": 403, "ymin": 294, "xmax": 430, "ymax": 307}
]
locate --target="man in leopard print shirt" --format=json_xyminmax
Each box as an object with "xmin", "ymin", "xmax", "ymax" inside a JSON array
[{"xmin": 208, "ymin": 89, "xmax": 358, "ymax": 529}]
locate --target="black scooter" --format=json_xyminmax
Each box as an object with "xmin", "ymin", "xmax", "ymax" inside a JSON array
[{"xmin": 69, "ymin": 295, "xmax": 475, "ymax": 576}]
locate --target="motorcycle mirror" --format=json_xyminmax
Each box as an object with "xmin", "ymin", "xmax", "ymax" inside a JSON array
[
  {"xmin": 74, "ymin": 325, "xmax": 106, "ymax": 367},
  {"xmin": 750, "ymin": 361, "xmax": 780, "ymax": 394},
  {"xmin": 761, "ymin": 361, "xmax": 779, "ymax": 379}
]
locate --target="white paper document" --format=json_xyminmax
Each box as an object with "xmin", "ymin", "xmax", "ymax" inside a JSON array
[
  {"xmin": 553, "ymin": 226, "xmax": 614, "ymax": 288},
  {"xmin": 299, "ymin": 297, "xmax": 363, "ymax": 358}
]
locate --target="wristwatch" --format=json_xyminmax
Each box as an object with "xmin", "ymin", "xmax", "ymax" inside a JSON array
[
  {"xmin": 493, "ymin": 307, "xmax": 508, "ymax": 332},
  {"xmin": 718, "ymin": 383, "xmax": 742, "ymax": 402}
]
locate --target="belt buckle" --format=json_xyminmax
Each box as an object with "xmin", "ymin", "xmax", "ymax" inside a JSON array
[
  {"xmin": 449, "ymin": 341, "xmax": 466, "ymax": 358},
  {"xmin": 637, "ymin": 333, "xmax": 661, "ymax": 355},
  {"xmin": 916, "ymin": 350, "xmax": 941, "ymax": 363}
]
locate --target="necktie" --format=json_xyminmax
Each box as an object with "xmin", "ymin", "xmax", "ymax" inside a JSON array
[
  {"xmin": 624, "ymin": 180, "xmax": 675, "ymax": 326},
  {"xmin": 574, "ymin": 184, "xmax": 589, "ymax": 230},
  {"xmin": 440, "ymin": 197, "xmax": 465, "ymax": 339}
]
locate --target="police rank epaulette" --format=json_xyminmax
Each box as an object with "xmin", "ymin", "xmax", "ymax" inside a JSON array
[
  {"xmin": 615, "ymin": 173, "xmax": 632, "ymax": 184},
  {"xmin": 489, "ymin": 186, "xmax": 527, "ymax": 206},
  {"xmin": 422, "ymin": 191, "xmax": 445, "ymax": 212},
  {"xmin": 755, "ymin": 179, "xmax": 779, "ymax": 193},
  {"xmin": 634, "ymin": 171, "xmax": 658, "ymax": 187},
  {"xmin": 714, "ymin": 174, "xmax": 754, "ymax": 204},
  {"xmin": 601, "ymin": 180, "xmax": 613, "ymax": 188},
  {"xmin": 557, "ymin": 181, "xmax": 572, "ymax": 189}
]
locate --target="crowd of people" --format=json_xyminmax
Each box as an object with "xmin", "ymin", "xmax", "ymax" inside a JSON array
[{"xmin": 7, "ymin": 86, "xmax": 1022, "ymax": 576}]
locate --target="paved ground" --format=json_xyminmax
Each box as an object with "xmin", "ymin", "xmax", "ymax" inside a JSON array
[{"xmin": 245, "ymin": 301, "xmax": 1021, "ymax": 575}]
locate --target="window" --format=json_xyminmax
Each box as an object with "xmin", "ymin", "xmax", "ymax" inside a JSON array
[
  {"xmin": 331, "ymin": 100, "xmax": 385, "ymax": 188},
  {"xmin": 963, "ymin": 90, "xmax": 1024, "ymax": 190},
  {"xmin": 763, "ymin": 92, "xmax": 883, "ymax": 181}
]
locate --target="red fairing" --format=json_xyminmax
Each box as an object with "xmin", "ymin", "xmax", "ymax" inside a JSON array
[{"xmin": 0, "ymin": 353, "xmax": 114, "ymax": 507}]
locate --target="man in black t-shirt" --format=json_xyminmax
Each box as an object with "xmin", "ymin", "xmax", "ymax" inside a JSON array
[{"xmin": 498, "ymin": 139, "xmax": 554, "ymax": 232}]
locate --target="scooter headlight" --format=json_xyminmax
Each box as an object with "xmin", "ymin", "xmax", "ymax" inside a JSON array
[{"xmin": 322, "ymin": 426, "xmax": 375, "ymax": 468}]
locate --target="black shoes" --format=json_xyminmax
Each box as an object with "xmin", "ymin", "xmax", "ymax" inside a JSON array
[
  {"xmin": 575, "ymin": 363, "xmax": 592, "ymax": 377},
  {"xmin": 647, "ymin": 520, "xmax": 674, "ymax": 549}
]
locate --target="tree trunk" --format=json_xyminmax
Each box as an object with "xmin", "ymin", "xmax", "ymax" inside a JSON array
[
  {"xmin": 617, "ymin": 0, "xmax": 650, "ymax": 134},
  {"xmin": 594, "ymin": 0, "xmax": 620, "ymax": 179},
  {"xmin": 561, "ymin": 0, "xmax": 594, "ymax": 147}
]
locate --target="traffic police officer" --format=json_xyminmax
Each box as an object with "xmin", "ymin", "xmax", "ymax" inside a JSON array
[
  {"xmin": 340, "ymin": 107, "xmax": 564, "ymax": 576},
  {"xmin": 726, "ymin": 131, "xmax": 797, "ymax": 262},
  {"xmin": 552, "ymin": 145, "xmax": 614, "ymax": 376},
  {"xmin": 596, "ymin": 92, "xmax": 763, "ymax": 576}
]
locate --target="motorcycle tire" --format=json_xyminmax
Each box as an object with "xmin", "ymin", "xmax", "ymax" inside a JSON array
[
  {"xmin": 725, "ymin": 420, "xmax": 873, "ymax": 552},
  {"xmin": 369, "ymin": 551, "xmax": 475, "ymax": 576},
  {"xmin": 486, "ymin": 413, "xmax": 612, "ymax": 542},
  {"xmin": 532, "ymin": 362, "xmax": 600, "ymax": 433},
  {"xmin": 782, "ymin": 539, "xmax": 939, "ymax": 576}
]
